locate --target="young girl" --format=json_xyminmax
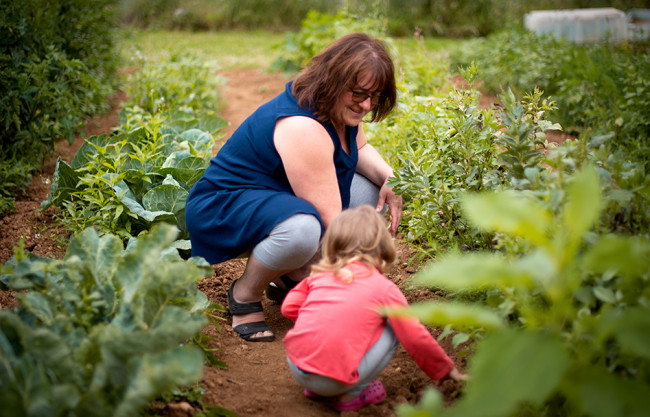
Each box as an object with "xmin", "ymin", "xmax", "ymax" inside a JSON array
[{"xmin": 281, "ymin": 205, "xmax": 467, "ymax": 412}]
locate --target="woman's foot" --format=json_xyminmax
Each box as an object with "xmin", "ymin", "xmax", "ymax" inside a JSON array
[
  {"xmin": 265, "ymin": 274, "xmax": 299, "ymax": 304},
  {"xmin": 228, "ymin": 280, "xmax": 274, "ymax": 342}
]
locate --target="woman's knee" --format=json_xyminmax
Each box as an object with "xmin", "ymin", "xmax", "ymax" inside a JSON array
[
  {"xmin": 279, "ymin": 213, "xmax": 321, "ymax": 255},
  {"xmin": 253, "ymin": 213, "xmax": 321, "ymax": 270},
  {"xmin": 350, "ymin": 173, "xmax": 387, "ymax": 214}
]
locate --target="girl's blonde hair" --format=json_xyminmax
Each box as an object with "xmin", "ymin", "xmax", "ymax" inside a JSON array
[{"xmin": 311, "ymin": 205, "xmax": 396, "ymax": 280}]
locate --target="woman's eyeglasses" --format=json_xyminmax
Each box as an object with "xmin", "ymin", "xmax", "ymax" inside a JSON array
[{"xmin": 348, "ymin": 87, "xmax": 383, "ymax": 105}]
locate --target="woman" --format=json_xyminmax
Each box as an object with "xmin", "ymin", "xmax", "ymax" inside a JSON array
[{"xmin": 186, "ymin": 33, "xmax": 402, "ymax": 342}]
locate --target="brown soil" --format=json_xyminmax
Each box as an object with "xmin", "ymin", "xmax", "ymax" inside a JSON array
[{"xmin": 0, "ymin": 68, "xmax": 466, "ymax": 417}]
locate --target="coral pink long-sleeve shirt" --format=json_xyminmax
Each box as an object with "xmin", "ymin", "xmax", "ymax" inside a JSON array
[{"xmin": 281, "ymin": 261, "xmax": 454, "ymax": 385}]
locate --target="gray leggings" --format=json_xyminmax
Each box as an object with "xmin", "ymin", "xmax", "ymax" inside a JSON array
[
  {"xmin": 286, "ymin": 323, "xmax": 399, "ymax": 397},
  {"xmin": 252, "ymin": 173, "xmax": 381, "ymax": 270}
]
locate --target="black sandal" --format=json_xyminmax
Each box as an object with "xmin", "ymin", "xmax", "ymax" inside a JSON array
[
  {"xmin": 228, "ymin": 280, "xmax": 275, "ymax": 342},
  {"xmin": 265, "ymin": 275, "xmax": 299, "ymax": 304}
]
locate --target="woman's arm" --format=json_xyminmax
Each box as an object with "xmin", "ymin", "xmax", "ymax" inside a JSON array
[
  {"xmin": 274, "ymin": 116, "xmax": 342, "ymax": 228},
  {"xmin": 355, "ymin": 125, "xmax": 403, "ymax": 235}
]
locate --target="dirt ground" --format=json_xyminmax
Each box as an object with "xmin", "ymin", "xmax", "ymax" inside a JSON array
[{"xmin": 0, "ymin": 68, "xmax": 467, "ymax": 417}]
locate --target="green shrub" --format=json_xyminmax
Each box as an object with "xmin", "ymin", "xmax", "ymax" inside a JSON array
[
  {"xmin": 369, "ymin": 64, "xmax": 559, "ymax": 256},
  {"xmin": 0, "ymin": 153, "xmax": 38, "ymax": 214},
  {"xmin": 451, "ymin": 29, "xmax": 650, "ymax": 167},
  {"xmin": 0, "ymin": 0, "xmax": 119, "ymax": 215}
]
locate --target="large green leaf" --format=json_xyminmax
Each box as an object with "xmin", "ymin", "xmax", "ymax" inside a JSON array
[
  {"xmin": 162, "ymin": 151, "xmax": 193, "ymax": 168},
  {"xmin": 180, "ymin": 128, "xmax": 214, "ymax": 148},
  {"xmin": 176, "ymin": 156, "xmax": 208, "ymax": 170},
  {"xmin": 461, "ymin": 191, "xmax": 553, "ymax": 246},
  {"xmin": 385, "ymin": 301, "xmax": 505, "ymax": 331},
  {"xmin": 562, "ymin": 165, "xmax": 602, "ymax": 244},
  {"xmin": 142, "ymin": 184, "xmax": 188, "ymax": 215},
  {"xmin": 70, "ymin": 134, "xmax": 121, "ymax": 169},
  {"xmin": 598, "ymin": 308, "xmax": 650, "ymax": 360},
  {"xmin": 66, "ymin": 227, "xmax": 123, "ymax": 283},
  {"xmin": 567, "ymin": 366, "xmax": 650, "ymax": 417},
  {"xmin": 0, "ymin": 253, "xmax": 52, "ymax": 290},
  {"xmin": 583, "ymin": 234, "xmax": 650, "ymax": 279},
  {"xmin": 114, "ymin": 345, "xmax": 205, "ymax": 417},
  {"xmin": 113, "ymin": 180, "xmax": 176, "ymax": 225},
  {"xmin": 155, "ymin": 167, "xmax": 205, "ymax": 190},
  {"xmin": 414, "ymin": 252, "xmax": 538, "ymax": 290},
  {"xmin": 196, "ymin": 114, "xmax": 228, "ymax": 137},
  {"xmin": 41, "ymin": 158, "xmax": 80, "ymax": 210},
  {"xmin": 448, "ymin": 330, "xmax": 570, "ymax": 417},
  {"xmin": 0, "ymin": 313, "xmax": 82, "ymax": 416}
]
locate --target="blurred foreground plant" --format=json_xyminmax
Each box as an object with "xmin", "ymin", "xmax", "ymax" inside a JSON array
[
  {"xmin": 387, "ymin": 166, "xmax": 650, "ymax": 417},
  {"xmin": 0, "ymin": 223, "xmax": 225, "ymax": 416}
]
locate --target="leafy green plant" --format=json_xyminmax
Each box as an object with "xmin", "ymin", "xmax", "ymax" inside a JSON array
[
  {"xmin": 554, "ymin": 49, "xmax": 650, "ymax": 166},
  {"xmin": 372, "ymin": 64, "xmax": 560, "ymax": 256},
  {"xmin": 495, "ymin": 88, "xmax": 561, "ymax": 189},
  {"xmin": 42, "ymin": 111, "xmax": 224, "ymax": 245},
  {"xmin": 0, "ymin": 224, "xmax": 220, "ymax": 416},
  {"xmin": 392, "ymin": 28, "xmax": 450, "ymax": 98},
  {"xmin": 388, "ymin": 166, "xmax": 650, "ymax": 417},
  {"xmin": 123, "ymin": 53, "xmax": 225, "ymax": 117}
]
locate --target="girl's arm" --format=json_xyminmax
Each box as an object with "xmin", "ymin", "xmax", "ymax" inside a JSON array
[
  {"xmin": 388, "ymin": 315, "xmax": 455, "ymax": 380},
  {"xmin": 383, "ymin": 286, "xmax": 459, "ymax": 380},
  {"xmin": 280, "ymin": 279, "xmax": 309, "ymax": 321}
]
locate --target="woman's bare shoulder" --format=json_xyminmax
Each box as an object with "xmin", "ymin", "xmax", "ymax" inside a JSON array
[
  {"xmin": 276, "ymin": 115, "xmax": 323, "ymax": 132},
  {"xmin": 274, "ymin": 116, "xmax": 332, "ymax": 149}
]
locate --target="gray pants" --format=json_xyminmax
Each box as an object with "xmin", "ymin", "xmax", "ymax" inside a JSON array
[
  {"xmin": 253, "ymin": 173, "xmax": 381, "ymax": 270},
  {"xmin": 286, "ymin": 323, "xmax": 399, "ymax": 397}
]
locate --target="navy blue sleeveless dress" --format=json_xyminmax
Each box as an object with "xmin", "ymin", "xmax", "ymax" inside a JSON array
[{"xmin": 186, "ymin": 81, "xmax": 358, "ymax": 264}]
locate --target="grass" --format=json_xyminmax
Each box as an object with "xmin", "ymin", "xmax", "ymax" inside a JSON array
[
  {"xmin": 118, "ymin": 29, "xmax": 463, "ymax": 72},
  {"xmin": 118, "ymin": 30, "xmax": 287, "ymax": 70},
  {"xmin": 394, "ymin": 36, "xmax": 463, "ymax": 55}
]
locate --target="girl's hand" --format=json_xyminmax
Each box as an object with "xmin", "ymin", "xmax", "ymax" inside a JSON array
[{"xmin": 447, "ymin": 367, "xmax": 469, "ymax": 382}]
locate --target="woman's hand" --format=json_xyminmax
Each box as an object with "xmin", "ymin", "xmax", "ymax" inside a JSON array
[
  {"xmin": 356, "ymin": 126, "xmax": 403, "ymax": 236},
  {"xmin": 377, "ymin": 181, "xmax": 402, "ymax": 236}
]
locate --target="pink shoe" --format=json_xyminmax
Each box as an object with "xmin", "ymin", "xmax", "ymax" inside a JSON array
[
  {"xmin": 303, "ymin": 389, "xmax": 322, "ymax": 399},
  {"xmin": 334, "ymin": 380, "xmax": 386, "ymax": 411}
]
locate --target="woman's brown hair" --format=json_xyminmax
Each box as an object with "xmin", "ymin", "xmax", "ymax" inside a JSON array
[
  {"xmin": 292, "ymin": 32, "xmax": 397, "ymax": 124},
  {"xmin": 312, "ymin": 205, "xmax": 396, "ymax": 279}
]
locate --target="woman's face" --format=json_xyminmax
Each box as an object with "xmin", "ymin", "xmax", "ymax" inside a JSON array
[{"xmin": 332, "ymin": 72, "xmax": 380, "ymax": 129}]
